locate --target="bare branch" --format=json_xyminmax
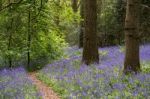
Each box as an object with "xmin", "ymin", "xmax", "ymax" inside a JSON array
[{"xmin": 141, "ymin": 4, "xmax": 150, "ymax": 11}]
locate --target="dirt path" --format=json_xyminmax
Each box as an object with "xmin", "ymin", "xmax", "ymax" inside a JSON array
[{"xmin": 28, "ymin": 72, "xmax": 60, "ymax": 99}]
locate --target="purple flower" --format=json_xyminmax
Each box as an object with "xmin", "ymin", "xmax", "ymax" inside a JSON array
[
  {"xmin": 113, "ymin": 83, "xmax": 126, "ymax": 90},
  {"xmin": 40, "ymin": 44, "xmax": 150, "ymax": 98},
  {"xmin": 0, "ymin": 67, "xmax": 42, "ymax": 99}
]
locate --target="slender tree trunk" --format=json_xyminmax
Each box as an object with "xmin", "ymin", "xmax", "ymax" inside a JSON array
[
  {"xmin": 0, "ymin": 0, "xmax": 2, "ymax": 10},
  {"xmin": 82, "ymin": 0, "xmax": 99, "ymax": 65},
  {"xmin": 55, "ymin": 0, "xmax": 60, "ymax": 26},
  {"xmin": 8, "ymin": 0, "xmax": 13, "ymax": 68},
  {"xmin": 8, "ymin": 19, "xmax": 13, "ymax": 68},
  {"xmin": 27, "ymin": 10, "xmax": 31, "ymax": 68},
  {"xmin": 27, "ymin": 0, "xmax": 37, "ymax": 68},
  {"xmin": 124, "ymin": 0, "xmax": 141, "ymax": 74},
  {"xmin": 79, "ymin": 0, "xmax": 84, "ymax": 48},
  {"xmin": 71, "ymin": 0, "xmax": 78, "ymax": 13}
]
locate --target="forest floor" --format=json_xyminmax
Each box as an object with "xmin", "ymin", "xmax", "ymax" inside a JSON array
[
  {"xmin": 0, "ymin": 45, "xmax": 150, "ymax": 99},
  {"xmin": 37, "ymin": 45, "xmax": 150, "ymax": 98},
  {"xmin": 28, "ymin": 72, "xmax": 60, "ymax": 99}
]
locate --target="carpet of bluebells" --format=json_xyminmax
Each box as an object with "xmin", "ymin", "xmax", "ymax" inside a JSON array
[
  {"xmin": 39, "ymin": 45, "xmax": 150, "ymax": 99},
  {"xmin": 0, "ymin": 67, "xmax": 42, "ymax": 99}
]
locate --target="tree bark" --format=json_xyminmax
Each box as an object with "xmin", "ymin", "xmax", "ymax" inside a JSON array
[
  {"xmin": 124, "ymin": 0, "xmax": 141, "ymax": 74},
  {"xmin": 8, "ymin": 18, "xmax": 13, "ymax": 68},
  {"xmin": 8, "ymin": 0, "xmax": 13, "ymax": 68},
  {"xmin": 27, "ymin": 9, "xmax": 31, "ymax": 68},
  {"xmin": 71, "ymin": 0, "xmax": 78, "ymax": 13},
  {"xmin": 82, "ymin": 0, "xmax": 99, "ymax": 65},
  {"xmin": 79, "ymin": 0, "xmax": 84, "ymax": 48},
  {"xmin": 0, "ymin": 0, "xmax": 2, "ymax": 10}
]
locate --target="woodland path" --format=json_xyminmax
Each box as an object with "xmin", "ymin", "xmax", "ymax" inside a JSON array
[{"xmin": 28, "ymin": 72, "xmax": 60, "ymax": 99}]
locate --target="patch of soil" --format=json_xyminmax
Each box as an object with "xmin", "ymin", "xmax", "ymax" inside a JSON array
[{"xmin": 28, "ymin": 72, "xmax": 60, "ymax": 99}]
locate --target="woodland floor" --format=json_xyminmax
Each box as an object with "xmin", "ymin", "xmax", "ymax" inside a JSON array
[
  {"xmin": 28, "ymin": 72, "xmax": 60, "ymax": 99},
  {"xmin": 0, "ymin": 45, "xmax": 149, "ymax": 98}
]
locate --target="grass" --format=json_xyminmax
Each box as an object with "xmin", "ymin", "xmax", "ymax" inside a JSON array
[
  {"xmin": 37, "ymin": 73, "xmax": 68, "ymax": 99},
  {"xmin": 142, "ymin": 62, "xmax": 150, "ymax": 73}
]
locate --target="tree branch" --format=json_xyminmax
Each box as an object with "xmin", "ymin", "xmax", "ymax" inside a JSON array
[
  {"xmin": 0, "ymin": 0, "xmax": 23, "ymax": 12},
  {"xmin": 141, "ymin": 4, "xmax": 150, "ymax": 11}
]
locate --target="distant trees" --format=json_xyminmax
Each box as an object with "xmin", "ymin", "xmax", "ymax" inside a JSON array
[
  {"xmin": 0, "ymin": 0, "xmax": 66, "ymax": 70},
  {"xmin": 124, "ymin": 0, "xmax": 141, "ymax": 74},
  {"xmin": 140, "ymin": 0, "xmax": 150, "ymax": 43},
  {"xmin": 115, "ymin": 0, "xmax": 126, "ymax": 44},
  {"xmin": 69, "ymin": 0, "xmax": 150, "ymax": 47},
  {"xmin": 82, "ymin": 0, "xmax": 99, "ymax": 65}
]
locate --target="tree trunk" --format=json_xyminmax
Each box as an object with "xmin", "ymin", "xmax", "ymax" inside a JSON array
[
  {"xmin": 82, "ymin": 0, "xmax": 99, "ymax": 65},
  {"xmin": 71, "ymin": 0, "xmax": 78, "ymax": 13},
  {"xmin": 27, "ymin": 10, "xmax": 31, "ymax": 68},
  {"xmin": 8, "ymin": 0, "xmax": 13, "ymax": 68},
  {"xmin": 0, "ymin": 0, "xmax": 2, "ymax": 10},
  {"xmin": 79, "ymin": 0, "xmax": 84, "ymax": 48},
  {"xmin": 55, "ymin": 0, "xmax": 60, "ymax": 26},
  {"xmin": 124, "ymin": 0, "xmax": 141, "ymax": 74},
  {"xmin": 8, "ymin": 19, "xmax": 13, "ymax": 68}
]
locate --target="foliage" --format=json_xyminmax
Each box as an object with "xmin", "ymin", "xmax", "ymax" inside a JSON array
[
  {"xmin": 97, "ymin": 0, "xmax": 124, "ymax": 46},
  {"xmin": 140, "ymin": 0, "xmax": 150, "ymax": 43},
  {"xmin": 0, "ymin": 0, "xmax": 67, "ymax": 70},
  {"xmin": 97, "ymin": 0, "xmax": 150, "ymax": 46}
]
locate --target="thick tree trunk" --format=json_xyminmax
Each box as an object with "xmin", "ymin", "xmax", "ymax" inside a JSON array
[
  {"xmin": 71, "ymin": 0, "xmax": 78, "ymax": 13},
  {"xmin": 82, "ymin": 0, "xmax": 99, "ymax": 65},
  {"xmin": 79, "ymin": 0, "xmax": 84, "ymax": 48},
  {"xmin": 124, "ymin": 0, "xmax": 141, "ymax": 74}
]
